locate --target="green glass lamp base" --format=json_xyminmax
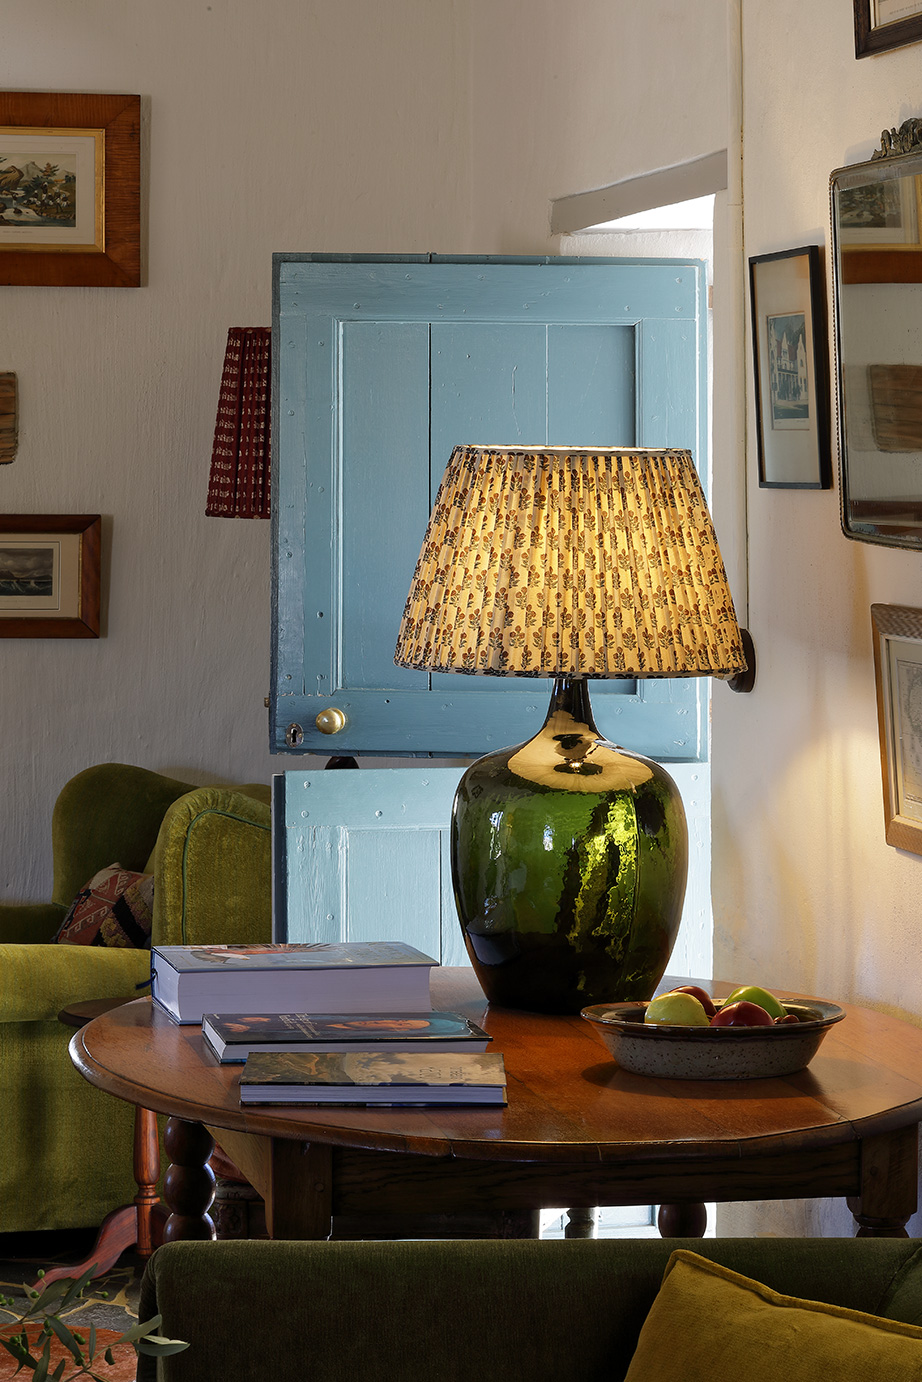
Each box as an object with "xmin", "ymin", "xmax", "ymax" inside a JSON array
[{"xmin": 451, "ymin": 677, "xmax": 689, "ymax": 1014}]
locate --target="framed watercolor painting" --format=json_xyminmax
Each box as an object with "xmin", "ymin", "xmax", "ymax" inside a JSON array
[
  {"xmin": 0, "ymin": 515, "xmax": 100, "ymax": 638},
  {"xmin": 871, "ymin": 603, "xmax": 922, "ymax": 855},
  {"xmin": 855, "ymin": 0, "xmax": 922, "ymax": 56},
  {"xmin": 749, "ymin": 245, "xmax": 832, "ymax": 489},
  {"xmin": 0, "ymin": 92, "xmax": 140, "ymax": 287}
]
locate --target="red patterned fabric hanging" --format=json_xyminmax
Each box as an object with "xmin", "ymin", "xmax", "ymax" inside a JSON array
[{"xmin": 206, "ymin": 327, "xmax": 271, "ymax": 518}]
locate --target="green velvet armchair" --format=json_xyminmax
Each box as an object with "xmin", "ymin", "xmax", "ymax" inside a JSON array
[{"xmin": 0, "ymin": 763, "xmax": 271, "ymax": 1235}]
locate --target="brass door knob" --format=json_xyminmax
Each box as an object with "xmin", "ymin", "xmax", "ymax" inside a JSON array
[{"xmin": 315, "ymin": 707, "xmax": 347, "ymax": 735}]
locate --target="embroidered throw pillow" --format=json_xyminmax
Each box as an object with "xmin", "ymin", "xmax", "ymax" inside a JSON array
[{"xmin": 54, "ymin": 863, "xmax": 154, "ymax": 948}]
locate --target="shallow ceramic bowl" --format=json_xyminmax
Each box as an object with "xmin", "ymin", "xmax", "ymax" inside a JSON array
[{"xmin": 580, "ymin": 999, "xmax": 845, "ymax": 1080}]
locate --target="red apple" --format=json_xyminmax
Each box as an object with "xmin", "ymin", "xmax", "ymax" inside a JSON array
[
  {"xmin": 670, "ymin": 985, "xmax": 717, "ymax": 1018},
  {"xmin": 710, "ymin": 1000, "xmax": 775, "ymax": 1028},
  {"xmin": 774, "ymin": 1013, "xmax": 799, "ymax": 1025}
]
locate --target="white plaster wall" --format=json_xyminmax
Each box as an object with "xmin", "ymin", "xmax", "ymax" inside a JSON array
[
  {"xmin": 2, "ymin": 0, "xmax": 728, "ymax": 904},
  {"xmin": 713, "ymin": 0, "xmax": 922, "ymax": 1236}
]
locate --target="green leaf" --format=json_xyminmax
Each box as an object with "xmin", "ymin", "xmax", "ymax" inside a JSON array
[
  {"xmin": 44, "ymin": 1315, "xmax": 83, "ymax": 1365},
  {"xmin": 32, "ymin": 1334, "xmax": 51, "ymax": 1382},
  {"xmin": 104, "ymin": 1347, "xmax": 115, "ymax": 1365},
  {"xmin": 87, "ymin": 1323, "xmax": 96, "ymax": 1361},
  {"xmin": 0, "ymin": 1332, "xmax": 34, "ymax": 1367},
  {"xmin": 56, "ymin": 1268, "xmax": 96, "ymax": 1312},
  {"xmin": 23, "ymin": 1278, "xmax": 70, "ymax": 1316},
  {"xmin": 137, "ymin": 1336, "xmax": 190, "ymax": 1357},
  {"xmin": 116, "ymin": 1315, "xmax": 164, "ymax": 1345},
  {"xmin": 50, "ymin": 1360, "xmax": 66, "ymax": 1381}
]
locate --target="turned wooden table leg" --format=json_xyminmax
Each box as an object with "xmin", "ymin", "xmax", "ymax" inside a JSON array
[
  {"xmin": 134, "ymin": 1106, "xmax": 163, "ymax": 1256},
  {"xmin": 565, "ymin": 1208, "xmax": 597, "ymax": 1238},
  {"xmin": 658, "ymin": 1202, "xmax": 708, "ymax": 1237},
  {"xmin": 847, "ymin": 1125, "xmax": 919, "ymax": 1237},
  {"xmin": 162, "ymin": 1118, "xmax": 216, "ymax": 1242}
]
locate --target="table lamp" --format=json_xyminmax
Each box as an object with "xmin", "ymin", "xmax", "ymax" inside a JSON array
[{"xmin": 395, "ymin": 445, "xmax": 747, "ymax": 1014}]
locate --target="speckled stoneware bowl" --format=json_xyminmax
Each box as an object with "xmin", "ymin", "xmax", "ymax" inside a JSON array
[{"xmin": 580, "ymin": 999, "xmax": 846, "ymax": 1080}]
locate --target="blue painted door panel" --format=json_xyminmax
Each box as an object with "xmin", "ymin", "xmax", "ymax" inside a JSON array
[
  {"xmin": 273, "ymin": 769, "xmax": 469, "ymax": 966},
  {"xmin": 272, "ymin": 254, "xmax": 706, "ymax": 760},
  {"xmin": 272, "ymin": 764, "xmax": 712, "ymax": 976}
]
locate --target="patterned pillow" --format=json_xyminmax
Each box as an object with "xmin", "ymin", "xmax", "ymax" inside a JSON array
[{"xmin": 54, "ymin": 863, "xmax": 154, "ymax": 948}]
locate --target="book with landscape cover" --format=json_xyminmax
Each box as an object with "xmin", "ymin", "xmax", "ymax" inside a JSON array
[
  {"xmin": 238, "ymin": 1049, "xmax": 507, "ymax": 1105},
  {"xmin": 150, "ymin": 942, "xmax": 438, "ymax": 1024},
  {"xmin": 202, "ymin": 1010, "xmax": 491, "ymax": 1063}
]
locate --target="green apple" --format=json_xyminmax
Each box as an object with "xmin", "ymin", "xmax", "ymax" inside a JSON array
[
  {"xmin": 644, "ymin": 991, "xmax": 711, "ymax": 1026},
  {"xmin": 721, "ymin": 985, "xmax": 786, "ymax": 1020}
]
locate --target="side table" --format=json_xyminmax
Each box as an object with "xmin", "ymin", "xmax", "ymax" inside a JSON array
[{"xmin": 37, "ymin": 997, "xmax": 167, "ymax": 1290}]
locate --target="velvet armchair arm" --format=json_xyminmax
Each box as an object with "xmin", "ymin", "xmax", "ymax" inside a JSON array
[
  {"xmin": 0, "ymin": 942, "xmax": 149, "ymax": 1023},
  {"xmin": 0, "ymin": 902, "xmax": 67, "ymax": 945}
]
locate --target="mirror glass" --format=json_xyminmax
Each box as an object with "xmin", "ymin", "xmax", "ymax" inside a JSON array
[{"xmin": 831, "ymin": 140, "xmax": 922, "ymax": 547}]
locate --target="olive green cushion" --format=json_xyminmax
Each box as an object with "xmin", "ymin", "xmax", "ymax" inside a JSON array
[{"xmin": 624, "ymin": 1250, "xmax": 922, "ymax": 1381}]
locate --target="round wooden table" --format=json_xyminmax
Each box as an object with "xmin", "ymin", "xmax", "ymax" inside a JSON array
[{"xmin": 69, "ymin": 970, "xmax": 922, "ymax": 1241}]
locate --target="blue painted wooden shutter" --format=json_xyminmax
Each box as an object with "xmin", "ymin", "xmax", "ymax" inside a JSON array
[
  {"xmin": 274, "ymin": 768, "xmax": 468, "ymax": 963},
  {"xmin": 272, "ymin": 254, "xmax": 707, "ymax": 761}
]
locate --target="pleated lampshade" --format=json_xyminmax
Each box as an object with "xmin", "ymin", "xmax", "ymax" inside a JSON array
[{"xmin": 395, "ymin": 445, "xmax": 746, "ymax": 680}]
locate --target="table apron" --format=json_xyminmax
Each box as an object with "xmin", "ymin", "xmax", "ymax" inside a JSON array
[{"xmin": 325, "ymin": 1141, "xmax": 863, "ymax": 1214}]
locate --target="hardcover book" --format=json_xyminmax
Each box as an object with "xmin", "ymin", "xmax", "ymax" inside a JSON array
[
  {"xmin": 203, "ymin": 1009, "xmax": 491, "ymax": 1063},
  {"xmin": 150, "ymin": 942, "xmax": 438, "ymax": 1024},
  {"xmin": 238, "ymin": 1049, "xmax": 507, "ymax": 1105}
]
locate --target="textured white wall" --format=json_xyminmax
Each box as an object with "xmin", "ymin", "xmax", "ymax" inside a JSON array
[
  {"xmin": 2, "ymin": 0, "xmax": 728, "ymax": 903},
  {"xmin": 713, "ymin": 0, "xmax": 922, "ymax": 1236}
]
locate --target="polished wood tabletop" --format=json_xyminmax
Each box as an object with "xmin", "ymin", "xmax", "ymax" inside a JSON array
[{"xmin": 70, "ymin": 970, "xmax": 922, "ymax": 1240}]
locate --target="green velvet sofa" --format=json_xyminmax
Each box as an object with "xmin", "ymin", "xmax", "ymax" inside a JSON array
[
  {"xmin": 137, "ymin": 1235, "xmax": 922, "ymax": 1382},
  {"xmin": 0, "ymin": 763, "xmax": 271, "ymax": 1235}
]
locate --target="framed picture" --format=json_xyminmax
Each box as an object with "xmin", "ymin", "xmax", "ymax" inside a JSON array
[
  {"xmin": 855, "ymin": 0, "xmax": 922, "ymax": 56},
  {"xmin": 749, "ymin": 245, "xmax": 832, "ymax": 489},
  {"xmin": 0, "ymin": 515, "xmax": 100, "ymax": 638},
  {"xmin": 0, "ymin": 92, "xmax": 140, "ymax": 287},
  {"xmin": 870, "ymin": 603, "xmax": 922, "ymax": 854}
]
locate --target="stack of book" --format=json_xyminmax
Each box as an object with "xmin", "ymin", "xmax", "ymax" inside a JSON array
[
  {"xmin": 149, "ymin": 940, "xmax": 438, "ymax": 1024},
  {"xmin": 238, "ymin": 1049, "xmax": 507, "ymax": 1106},
  {"xmin": 150, "ymin": 941, "xmax": 506, "ymax": 1106}
]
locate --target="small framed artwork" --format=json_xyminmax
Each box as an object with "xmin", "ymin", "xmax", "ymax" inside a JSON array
[
  {"xmin": 0, "ymin": 515, "xmax": 101, "ymax": 638},
  {"xmin": 0, "ymin": 92, "xmax": 140, "ymax": 287},
  {"xmin": 749, "ymin": 245, "xmax": 832, "ymax": 489},
  {"xmin": 854, "ymin": 0, "xmax": 922, "ymax": 57},
  {"xmin": 871, "ymin": 603, "xmax": 922, "ymax": 854}
]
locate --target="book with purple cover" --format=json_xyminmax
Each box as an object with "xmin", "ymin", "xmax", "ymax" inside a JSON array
[
  {"xmin": 150, "ymin": 942, "xmax": 437, "ymax": 1024},
  {"xmin": 202, "ymin": 1009, "xmax": 491, "ymax": 1063},
  {"xmin": 238, "ymin": 1049, "xmax": 507, "ymax": 1105}
]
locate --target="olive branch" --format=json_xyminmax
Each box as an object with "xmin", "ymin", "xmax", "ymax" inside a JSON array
[{"xmin": 0, "ymin": 1264, "xmax": 187, "ymax": 1381}]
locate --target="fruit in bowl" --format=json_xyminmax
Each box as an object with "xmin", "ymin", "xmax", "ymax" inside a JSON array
[
  {"xmin": 644, "ymin": 983, "xmax": 794, "ymax": 1028},
  {"xmin": 710, "ymin": 1000, "xmax": 774, "ymax": 1027},
  {"xmin": 644, "ymin": 991, "xmax": 711, "ymax": 1026}
]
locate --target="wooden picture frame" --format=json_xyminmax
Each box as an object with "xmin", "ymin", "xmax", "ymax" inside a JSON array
[
  {"xmin": 855, "ymin": 0, "xmax": 922, "ymax": 56},
  {"xmin": 871, "ymin": 603, "xmax": 922, "ymax": 854},
  {"xmin": 749, "ymin": 245, "xmax": 832, "ymax": 489},
  {"xmin": 0, "ymin": 515, "xmax": 100, "ymax": 638},
  {"xmin": 0, "ymin": 92, "xmax": 140, "ymax": 287}
]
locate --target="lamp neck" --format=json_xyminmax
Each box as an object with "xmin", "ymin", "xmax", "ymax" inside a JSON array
[{"xmin": 544, "ymin": 675, "xmax": 599, "ymax": 735}]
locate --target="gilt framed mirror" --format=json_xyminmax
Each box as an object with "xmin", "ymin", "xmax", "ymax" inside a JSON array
[{"xmin": 831, "ymin": 119, "xmax": 922, "ymax": 548}]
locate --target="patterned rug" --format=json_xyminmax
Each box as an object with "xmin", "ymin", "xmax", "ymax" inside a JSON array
[{"xmin": 0, "ymin": 1229, "xmax": 143, "ymax": 1381}]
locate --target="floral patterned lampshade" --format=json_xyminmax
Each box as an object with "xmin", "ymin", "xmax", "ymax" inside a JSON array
[{"xmin": 395, "ymin": 445, "xmax": 746, "ymax": 680}]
